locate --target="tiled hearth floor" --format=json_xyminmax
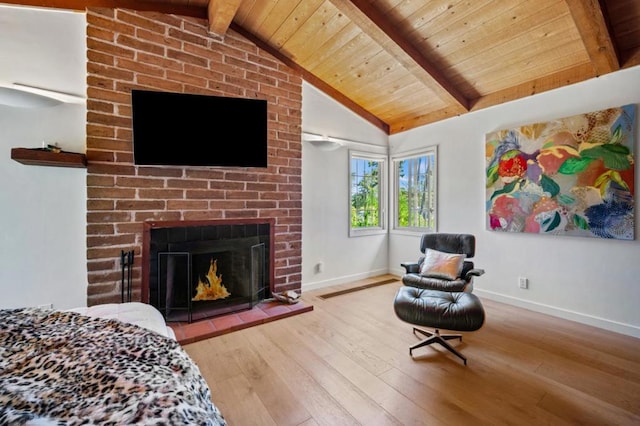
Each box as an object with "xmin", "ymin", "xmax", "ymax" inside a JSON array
[{"xmin": 168, "ymin": 300, "xmax": 313, "ymax": 345}]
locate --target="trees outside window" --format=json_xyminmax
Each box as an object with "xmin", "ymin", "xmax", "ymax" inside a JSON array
[
  {"xmin": 394, "ymin": 148, "xmax": 437, "ymax": 232},
  {"xmin": 350, "ymin": 152, "xmax": 386, "ymax": 236}
]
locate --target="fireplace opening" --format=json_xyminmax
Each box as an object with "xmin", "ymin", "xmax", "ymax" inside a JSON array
[{"xmin": 142, "ymin": 220, "xmax": 273, "ymax": 323}]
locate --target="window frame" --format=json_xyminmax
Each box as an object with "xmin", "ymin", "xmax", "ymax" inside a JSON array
[
  {"xmin": 348, "ymin": 150, "xmax": 387, "ymax": 238},
  {"xmin": 391, "ymin": 146, "xmax": 438, "ymax": 235}
]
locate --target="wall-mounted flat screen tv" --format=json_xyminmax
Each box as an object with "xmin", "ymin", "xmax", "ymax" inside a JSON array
[{"xmin": 131, "ymin": 89, "xmax": 268, "ymax": 167}]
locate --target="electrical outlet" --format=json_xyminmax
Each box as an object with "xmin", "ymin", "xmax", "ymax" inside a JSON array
[{"xmin": 518, "ymin": 277, "xmax": 528, "ymax": 289}]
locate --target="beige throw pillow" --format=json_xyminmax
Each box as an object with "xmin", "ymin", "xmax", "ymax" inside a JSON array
[{"xmin": 420, "ymin": 249, "xmax": 465, "ymax": 280}]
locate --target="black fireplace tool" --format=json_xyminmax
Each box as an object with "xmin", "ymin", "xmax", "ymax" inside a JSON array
[{"xmin": 121, "ymin": 250, "xmax": 134, "ymax": 303}]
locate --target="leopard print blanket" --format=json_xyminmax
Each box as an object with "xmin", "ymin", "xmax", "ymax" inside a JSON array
[{"xmin": 0, "ymin": 308, "xmax": 226, "ymax": 425}]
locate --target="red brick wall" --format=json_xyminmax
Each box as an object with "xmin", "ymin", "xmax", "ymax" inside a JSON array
[{"xmin": 85, "ymin": 8, "xmax": 302, "ymax": 306}]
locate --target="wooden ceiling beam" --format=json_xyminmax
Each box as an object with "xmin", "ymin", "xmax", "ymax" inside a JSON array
[
  {"xmin": 207, "ymin": 0, "xmax": 242, "ymax": 40},
  {"xmin": 329, "ymin": 0, "xmax": 469, "ymax": 115},
  {"xmin": 389, "ymin": 106, "xmax": 466, "ymax": 135},
  {"xmin": 564, "ymin": 0, "xmax": 620, "ymax": 75}
]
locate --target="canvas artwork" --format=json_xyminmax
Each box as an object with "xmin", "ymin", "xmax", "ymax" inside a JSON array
[{"xmin": 485, "ymin": 104, "xmax": 636, "ymax": 240}]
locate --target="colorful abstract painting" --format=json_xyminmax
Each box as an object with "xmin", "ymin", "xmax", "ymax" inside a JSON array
[{"xmin": 486, "ymin": 104, "xmax": 636, "ymax": 240}]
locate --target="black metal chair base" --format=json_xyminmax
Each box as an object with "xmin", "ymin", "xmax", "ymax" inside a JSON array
[{"xmin": 410, "ymin": 327, "xmax": 467, "ymax": 365}]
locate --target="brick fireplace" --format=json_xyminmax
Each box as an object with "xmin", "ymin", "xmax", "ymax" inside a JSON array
[
  {"xmin": 142, "ymin": 219, "xmax": 274, "ymax": 322},
  {"xmin": 85, "ymin": 8, "xmax": 302, "ymax": 307}
]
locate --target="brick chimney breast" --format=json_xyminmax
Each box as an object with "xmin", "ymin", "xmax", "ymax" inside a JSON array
[{"xmin": 86, "ymin": 8, "xmax": 302, "ymax": 306}]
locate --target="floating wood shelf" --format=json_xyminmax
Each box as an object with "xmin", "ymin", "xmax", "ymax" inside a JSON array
[{"xmin": 11, "ymin": 148, "xmax": 87, "ymax": 168}]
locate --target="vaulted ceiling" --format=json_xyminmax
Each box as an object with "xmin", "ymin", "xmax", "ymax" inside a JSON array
[{"xmin": 4, "ymin": 0, "xmax": 640, "ymax": 134}]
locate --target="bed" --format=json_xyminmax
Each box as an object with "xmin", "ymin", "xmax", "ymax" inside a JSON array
[{"xmin": 0, "ymin": 303, "xmax": 226, "ymax": 425}]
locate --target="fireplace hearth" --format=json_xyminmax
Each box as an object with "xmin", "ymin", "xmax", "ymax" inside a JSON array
[{"xmin": 142, "ymin": 219, "xmax": 274, "ymax": 323}]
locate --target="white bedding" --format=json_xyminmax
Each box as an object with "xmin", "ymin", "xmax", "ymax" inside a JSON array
[{"xmin": 67, "ymin": 302, "xmax": 176, "ymax": 339}]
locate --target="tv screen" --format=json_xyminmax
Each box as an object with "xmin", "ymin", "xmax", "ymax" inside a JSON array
[{"xmin": 131, "ymin": 90, "xmax": 268, "ymax": 167}]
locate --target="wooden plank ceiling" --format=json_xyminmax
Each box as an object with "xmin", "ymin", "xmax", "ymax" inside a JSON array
[{"xmin": 5, "ymin": 0, "xmax": 639, "ymax": 134}]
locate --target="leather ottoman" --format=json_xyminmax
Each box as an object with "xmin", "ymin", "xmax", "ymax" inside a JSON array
[{"xmin": 393, "ymin": 286, "xmax": 485, "ymax": 364}]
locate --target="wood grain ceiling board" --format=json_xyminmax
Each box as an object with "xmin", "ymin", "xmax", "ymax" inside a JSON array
[
  {"xmin": 451, "ymin": 17, "xmax": 590, "ymax": 93},
  {"xmin": 435, "ymin": 3, "xmax": 578, "ymax": 72},
  {"xmin": 239, "ymin": 0, "xmax": 450, "ymax": 127},
  {"xmin": 233, "ymin": 0, "xmax": 277, "ymax": 28},
  {"xmin": 389, "ymin": 1, "xmax": 589, "ymax": 94},
  {"xmin": 278, "ymin": 2, "xmax": 346, "ymax": 61},
  {"xmin": 2, "ymin": 0, "xmax": 637, "ymax": 135}
]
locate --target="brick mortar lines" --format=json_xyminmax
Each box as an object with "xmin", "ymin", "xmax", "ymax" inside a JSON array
[{"xmin": 85, "ymin": 8, "xmax": 302, "ymax": 306}]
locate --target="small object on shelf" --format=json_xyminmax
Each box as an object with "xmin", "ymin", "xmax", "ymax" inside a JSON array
[
  {"xmin": 10, "ymin": 147, "xmax": 87, "ymax": 168},
  {"xmin": 44, "ymin": 144, "xmax": 62, "ymax": 153}
]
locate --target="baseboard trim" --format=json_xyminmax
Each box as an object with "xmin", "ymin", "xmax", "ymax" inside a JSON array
[
  {"xmin": 317, "ymin": 278, "xmax": 397, "ymax": 299},
  {"xmin": 474, "ymin": 288, "xmax": 640, "ymax": 339},
  {"xmin": 302, "ymin": 269, "xmax": 390, "ymax": 292}
]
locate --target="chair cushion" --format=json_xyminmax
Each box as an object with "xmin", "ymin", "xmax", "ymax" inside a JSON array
[
  {"xmin": 393, "ymin": 286, "xmax": 485, "ymax": 332},
  {"xmin": 420, "ymin": 248, "xmax": 464, "ymax": 280}
]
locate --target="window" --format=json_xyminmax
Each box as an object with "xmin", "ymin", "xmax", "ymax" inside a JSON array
[
  {"xmin": 394, "ymin": 147, "xmax": 437, "ymax": 233},
  {"xmin": 349, "ymin": 151, "xmax": 386, "ymax": 236}
]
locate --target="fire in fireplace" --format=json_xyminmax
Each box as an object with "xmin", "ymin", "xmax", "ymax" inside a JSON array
[
  {"xmin": 142, "ymin": 219, "xmax": 274, "ymax": 323},
  {"xmin": 192, "ymin": 258, "xmax": 230, "ymax": 301}
]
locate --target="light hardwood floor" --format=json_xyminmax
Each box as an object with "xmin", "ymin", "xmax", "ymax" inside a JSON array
[{"xmin": 184, "ymin": 276, "xmax": 640, "ymax": 425}]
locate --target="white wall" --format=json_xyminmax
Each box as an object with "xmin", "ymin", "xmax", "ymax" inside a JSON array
[
  {"xmin": 0, "ymin": 5, "xmax": 87, "ymax": 310},
  {"xmin": 301, "ymin": 82, "xmax": 389, "ymax": 289},
  {"xmin": 0, "ymin": 103, "xmax": 87, "ymax": 310},
  {"xmin": 389, "ymin": 66, "xmax": 640, "ymax": 338}
]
